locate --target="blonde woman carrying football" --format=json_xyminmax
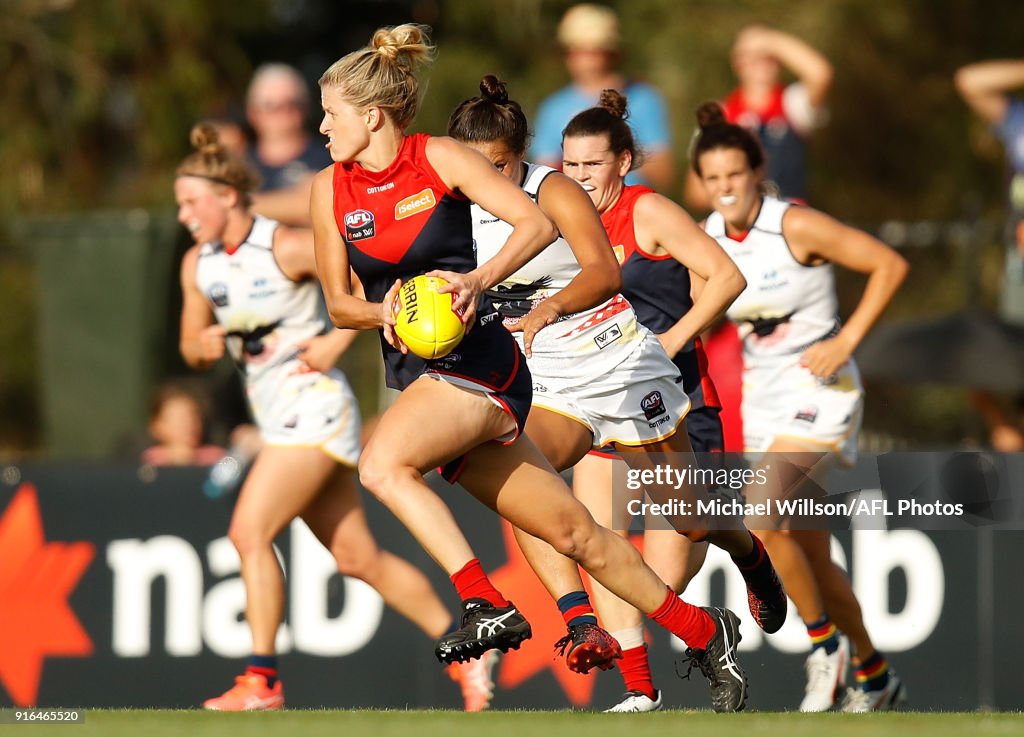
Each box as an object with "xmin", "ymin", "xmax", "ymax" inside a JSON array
[
  {"xmin": 175, "ymin": 122, "xmax": 497, "ymax": 711},
  {"xmin": 311, "ymin": 23, "xmax": 765, "ymax": 712}
]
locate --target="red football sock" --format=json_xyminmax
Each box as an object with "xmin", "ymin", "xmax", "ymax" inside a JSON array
[
  {"xmin": 450, "ymin": 558, "xmax": 510, "ymax": 607},
  {"xmin": 648, "ymin": 588, "xmax": 715, "ymax": 649},
  {"xmin": 618, "ymin": 644, "xmax": 656, "ymax": 699}
]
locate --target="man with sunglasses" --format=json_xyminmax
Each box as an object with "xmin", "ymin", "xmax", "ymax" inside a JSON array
[{"xmin": 247, "ymin": 63, "xmax": 331, "ymax": 225}]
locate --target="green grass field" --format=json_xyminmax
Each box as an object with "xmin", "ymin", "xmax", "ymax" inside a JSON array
[{"xmin": 9, "ymin": 710, "xmax": 1022, "ymax": 737}]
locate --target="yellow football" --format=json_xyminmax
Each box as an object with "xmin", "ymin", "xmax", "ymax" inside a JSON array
[{"xmin": 393, "ymin": 275, "xmax": 466, "ymax": 359}]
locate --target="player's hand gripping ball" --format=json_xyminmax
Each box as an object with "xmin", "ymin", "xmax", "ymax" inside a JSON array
[{"xmin": 393, "ymin": 275, "xmax": 466, "ymax": 359}]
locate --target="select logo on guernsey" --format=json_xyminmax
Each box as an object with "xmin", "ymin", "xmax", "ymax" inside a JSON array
[
  {"xmin": 395, "ymin": 188, "xmax": 437, "ymax": 220},
  {"xmin": 344, "ymin": 209, "xmax": 375, "ymax": 241}
]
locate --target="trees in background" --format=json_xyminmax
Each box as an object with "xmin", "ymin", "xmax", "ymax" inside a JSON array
[
  {"xmin": 2, "ymin": 0, "xmax": 1023, "ymax": 451},
  {"xmin": 0, "ymin": 0, "xmax": 265, "ymax": 213},
  {"xmin": 3, "ymin": 0, "xmax": 1021, "ymax": 219}
]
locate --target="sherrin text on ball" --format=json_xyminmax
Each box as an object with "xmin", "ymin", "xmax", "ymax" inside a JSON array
[{"xmin": 393, "ymin": 275, "xmax": 466, "ymax": 359}]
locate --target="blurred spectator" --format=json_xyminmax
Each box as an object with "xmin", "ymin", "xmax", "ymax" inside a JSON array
[
  {"xmin": 142, "ymin": 382, "xmax": 226, "ymax": 466},
  {"xmin": 955, "ymin": 59, "xmax": 1024, "ymax": 326},
  {"xmin": 246, "ymin": 63, "xmax": 331, "ymax": 226},
  {"xmin": 529, "ymin": 3, "xmax": 675, "ymax": 190},
  {"xmin": 684, "ymin": 25, "xmax": 833, "ymax": 210}
]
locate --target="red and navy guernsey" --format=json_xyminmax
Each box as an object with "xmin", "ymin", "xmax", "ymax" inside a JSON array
[
  {"xmin": 331, "ymin": 133, "xmax": 531, "ymax": 417},
  {"xmin": 601, "ymin": 184, "xmax": 721, "ymax": 411}
]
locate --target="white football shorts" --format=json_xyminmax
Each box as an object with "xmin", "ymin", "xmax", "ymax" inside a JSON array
[
  {"xmin": 741, "ymin": 357, "xmax": 864, "ymax": 465},
  {"xmin": 530, "ymin": 330, "xmax": 690, "ymax": 448},
  {"xmin": 249, "ymin": 366, "xmax": 361, "ymax": 466}
]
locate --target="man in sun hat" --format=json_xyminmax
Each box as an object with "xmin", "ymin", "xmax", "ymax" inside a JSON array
[{"xmin": 530, "ymin": 3, "xmax": 675, "ymax": 190}]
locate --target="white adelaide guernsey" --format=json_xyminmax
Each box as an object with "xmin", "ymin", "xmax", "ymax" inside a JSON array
[
  {"xmin": 194, "ymin": 215, "xmax": 360, "ymax": 462},
  {"xmin": 473, "ymin": 163, "xmax": 645, "ymax": 383},
  {"xmin": 705, "ymin": 197, "xmax": 863, "ymax": 461},
  {"xmin": 473, "ymin": 163, "xmax": 691, "ymax": 447},
  {"xmin": 707, "ymin": 197, "xmax": 840, "ymax": 366}
]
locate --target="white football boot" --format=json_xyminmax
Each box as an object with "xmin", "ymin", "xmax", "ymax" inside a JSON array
[
  {"xmin": 604, "ymin": 689, "xmax": 663, "ymax": 713},
  {"xmin": 799, "ymin": 636, "xmax": 849, "ymax": 712}
]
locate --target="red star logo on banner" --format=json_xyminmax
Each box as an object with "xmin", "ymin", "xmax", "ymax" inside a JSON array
[
  {"xmin": 0, "ymin": 484, "xmax": 94, "ymax": 706},
  {"xmin": 488, "ymin": 520, "xmax": 645, "ymax": 707}
]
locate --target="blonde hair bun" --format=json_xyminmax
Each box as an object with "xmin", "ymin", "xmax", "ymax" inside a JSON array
[{"xmin": 371, "ymin": 24, "xmax": 433, "ymax": 69}]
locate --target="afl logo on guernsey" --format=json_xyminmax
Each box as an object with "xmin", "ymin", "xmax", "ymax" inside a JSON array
[
  {"xmin": 395, "ymin": 188, "xmax": 437, "ymax": 220},
  {"xmin": 641, "ymin": 391, "xmax": 666, "ymax": 420},
  {"xmin": 344, "ymin": 209, "xmax": 376, "ymax": 241}
]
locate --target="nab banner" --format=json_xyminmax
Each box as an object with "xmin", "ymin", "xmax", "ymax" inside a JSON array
[{"xmin": 0, "ymin": 460, "xmax": 1021, "ymax": 711}]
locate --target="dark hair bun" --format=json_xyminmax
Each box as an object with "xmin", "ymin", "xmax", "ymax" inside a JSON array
[
  {"xmin": 696, "ymin": 101, "xmax": 727, "ymax": 130},
  {"xmin": 598, "ymin": 89, "xmax": 628, "ymax": 119},
  {"xmin": 479, "ymin": 74, "xmax": 509, "ymax": 104}
]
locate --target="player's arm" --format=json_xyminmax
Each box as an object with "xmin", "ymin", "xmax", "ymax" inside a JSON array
[
  {"xmin": 273, "ymin": 224, "xmax": 317, "ymax": 280},
  {"xmin": 310, "ymin": 167, "xmax": 394, "ymax": 332},
  {"xmin": 251, "ymin": 175, "xmax": 315, "ymax": 226},
  {"xmin": 425, "ymin": 136, "xmax": 557, "ymax": 323},
  {"xmin": 534, "ymin": 172, "xmax": 621, "ymax": 316},
  {"xmin": 297, "ymin": 325, "xmax": 360, "ymax": 372},
  {"xmin": 955, "ymin": 60, "xmax": 1024, "ymax": 124},
  {"xmin": 274, "ymin": 224, "xmax": 360, "ymax": 368},
  {"xmin": 785, "ymin": 206, "xmax": 909, "ymax": 377},
  {"xmin": 506, "ymin": 172, "xmax": 623, "ymax": 355},
  {"xmin": 689, "ymin": 218, "xmax": 711, "ymax": 303},
  {"xmin": 633, "ymin": 192, "xmax": 746, "ymax": 357},
  {"xmin": 179, "ymin": 245, "xmax": 226, "ymax": 371}
]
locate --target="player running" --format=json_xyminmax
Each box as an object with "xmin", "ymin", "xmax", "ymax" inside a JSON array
[
  {"xmin": 692, "ymin": 100, "xmax": 909, "ymax": 712},
  {"xmin": 312, "ymin": 24, "xmax": 756, "ymax": 712},
  {"xmin": 447, "ymin": 76, "xmax": 788, "ymax": 710},
  {"xmin": 175, "ymin": 122, "xmax": 496, "ymax": 711},
  {"xmin": 550, "ymin": 88, "xmax": 740, "ymax": 711}
]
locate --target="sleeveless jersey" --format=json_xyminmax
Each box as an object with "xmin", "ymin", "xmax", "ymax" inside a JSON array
[
  {"xmin": 194, "ymin": 215, "xmax": 328, "ymax": 385},
  {"xmin": 193, "ymin": 215, "xmax": 362, "ymax": 458},
  {"xmin": 705, "ymin": 196, "xmax": 840, "ymax": 367},
  {"xmin": 331, "ymin": 133, "xmax": 508, "ymax": 389},
  {"xmin": 473, "ymin": 162, "xmax": 643, "ymax": 382},
  {"xmin": 602, "ymin": 185, "xmax": 720, "ymax": 410}
]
